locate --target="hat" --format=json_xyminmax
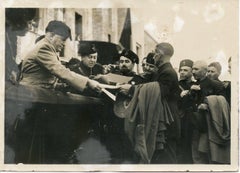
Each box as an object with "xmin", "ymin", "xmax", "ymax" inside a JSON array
[
  {"xmin": 155, "ymin": 42, "xmax": 174, "ymax": 57},
  {"xmin": 45, "ymin": 20, "xmax": 72, "ymax": 40},
  {"xmin": 179, "ymin": 59, "xmax": 193, "ymax": 69},
  {"xmin": 145, "ymin": 53, "xmax": 155, "ymax": 65},
  {"xmin": 120, "ymin": 49, "xmax": 139, "ymax": 64},
  {"xmin": 113, "ymin": 93, "xmax": 132, "ymax": 118},
  {"xmin": 78, "ymin": 42, "xmax": 97, "ymax": 56}
]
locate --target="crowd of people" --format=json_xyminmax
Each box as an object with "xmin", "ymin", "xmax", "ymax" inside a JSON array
[{"xmin": 5, "ymin": 9, "xmax": 231, "ymax": 164}]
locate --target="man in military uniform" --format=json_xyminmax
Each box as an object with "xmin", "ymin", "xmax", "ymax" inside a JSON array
[
  {"xmin": 20, "ymin": 20, "xmax": 100, "ymax": 91},
  {"xmin": 67, "ymin": 43, "xmax": 105, "ymax": 78},
  {"xmin": 17, "ymin": 20, "xmax": 102, "ymax": 163}
]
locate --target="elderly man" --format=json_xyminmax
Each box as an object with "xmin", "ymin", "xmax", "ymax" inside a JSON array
[
  {"xmin": 20, "ymin": 20, "xmax": 100, "ymax": 92},
  {"xmin": 182, "ymin": 60, "xmax": 226, "ymax": 163}
]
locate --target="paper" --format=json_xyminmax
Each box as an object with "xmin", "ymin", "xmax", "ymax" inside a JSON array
[{"xmin": 101, "ymin": 88, "xmax": 116, "ymax": 101}]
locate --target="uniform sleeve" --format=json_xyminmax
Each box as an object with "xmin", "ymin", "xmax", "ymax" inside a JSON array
[{"xmin": 36, "ymin": 44, "xmax": 88, "ymax": 91}]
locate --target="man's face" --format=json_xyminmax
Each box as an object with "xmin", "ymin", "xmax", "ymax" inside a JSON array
[
  {"xmin": 51, "ymin": 34, "xmax": 66, "ymax": 52},
  {"xmin": 207, "ymin": 66, "xmax": 220, "ymax": 80},
  {"xmin": 153, "ymin": 53, "xmax": 163, "ymax": 67},
  {"xmin": 192, "ymin": 63, "xmax": 207, "ymax": 81},
  {"xmin": 81, "ymin": 53, "xmax": 98, "ymax": 68},
  {"xmin": 179, "ymin": 66, "xmax": 192, "ymax": 80},
  {"xmin": 142, "ymin": 58, "xmax": 147, "ymax": 73},
  {"xmin": 145, "ymin": 63, "xmax": 157, "ymax": 74},
  {"xmin": 119, "ymin": 56, "xmax": 134, "ymax": 73}
]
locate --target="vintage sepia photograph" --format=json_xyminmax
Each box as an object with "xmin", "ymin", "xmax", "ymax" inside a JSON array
[{"xmin": 0, "ymin": 0, "xmax": 239, "ymax": 172}]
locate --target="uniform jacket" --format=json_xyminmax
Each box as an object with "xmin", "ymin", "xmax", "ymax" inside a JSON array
[
  {"xmin": 20, "ymin": 38, "xmax": 88, "ymax": 91},
  {"xmin": 67, "ymin": 58, "xmax": 104, "ymax": 78}
]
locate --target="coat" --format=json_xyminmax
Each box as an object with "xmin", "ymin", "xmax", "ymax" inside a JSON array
[
  {"xmin": 124, "ymin": 82, "xmax": 174, "ymax": 163},
  {"xmin": 20, "ymin": 38, "xmax": 88, "ymax": 91},
  {"xmin": 200, "ymin": 95, "xmax": 230, "ymax": 163},
  {"xmin": 151, "ymin": 62, "xmax": 181, "ymax": 139}
]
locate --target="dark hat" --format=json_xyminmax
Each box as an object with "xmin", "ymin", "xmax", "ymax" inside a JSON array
[
  {"xmin": 145, "ymin": 52, "xmax": 155, "ymax": 65},
  {"xmin": 113, "ymin": 93, "xmax": 132, "ymax": 118},
  {"xmin": 45, "ymin": 20, "xmax": 72, "ymax": 40},
  {"xmin": 155, "ymin": 42, "xmax": 174, "ymax": 57},
  {"xmin": 120, "ymin": 49, "xmax": 139, "ymax": 64},
  {"xmin": 78, "ymin": 42, "xmax": 97, "ymax": 56},
  {"xmin": 179, "ymin": 59, "xmax": 193, "ymax": 69}
]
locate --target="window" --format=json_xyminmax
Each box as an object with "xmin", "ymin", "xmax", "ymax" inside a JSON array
[{"xmin": 75, "ymin": 13, "xmax": 82, "ymax": 41}]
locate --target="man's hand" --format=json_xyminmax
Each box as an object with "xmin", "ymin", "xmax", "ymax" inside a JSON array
[
  {"xmin": 119, "ymin": 83, "xmax": 132, "ymax": 95},
  {"xmin": 198, "ymin": 103, "xmax": 208, "ymax": 111},
  {"xmin": 87, "ymin": 79, "xmax": 102, "ymax": 92},
  {"xmin": 190, "ymin": 85, "xmax": 201, "ymax": 91},
  {"xmin": 180, "ymin": 90, "xmax": 189, "ymax": 97}
]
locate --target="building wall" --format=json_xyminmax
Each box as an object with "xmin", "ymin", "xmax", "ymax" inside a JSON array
[
  {"xmin": 17, "ymin": 8, "xmax": 146, "ymax": 70},
  {"xmin": 144, "ymin": 31, "xmax": 158, "ymax": 56}
]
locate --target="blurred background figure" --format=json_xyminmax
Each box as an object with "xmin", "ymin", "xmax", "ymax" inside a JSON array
[
  {"xmin": 5, "ymin": 8, "xmax": 37, "ymax": 84},
  {"xmin": 141, "ymin": 57, "xmax": 147, "ymax": 73},
  {"xmin": 5, "ymin": 8, "xmax": 37, "ymax": 164},
  {"xmin": 207, "ymin": 62, "xmax": 222, "ymax": 81}
]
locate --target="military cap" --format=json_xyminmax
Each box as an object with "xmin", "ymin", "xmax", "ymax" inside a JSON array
[
  {"xmin": 145, "ymin": 52, "xmax": 155, "ymax": 65},
  {"xmin": 155, "ymin": 42, "xmax": 174, "ymax": 57},
  {"xmin": 78, "ymin": 42, "xmax": 97, "ymax": 56},
  {"xmin": 45, "ymin": 20, "xmax": 72, "ymax": 40},
  {"xmin": 120, "ymin": 49, "xmax": 139, "ymax": 64},
  {"xmin": 179, "ymin": 59, "xmax": 193, "ymax": 69}
]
